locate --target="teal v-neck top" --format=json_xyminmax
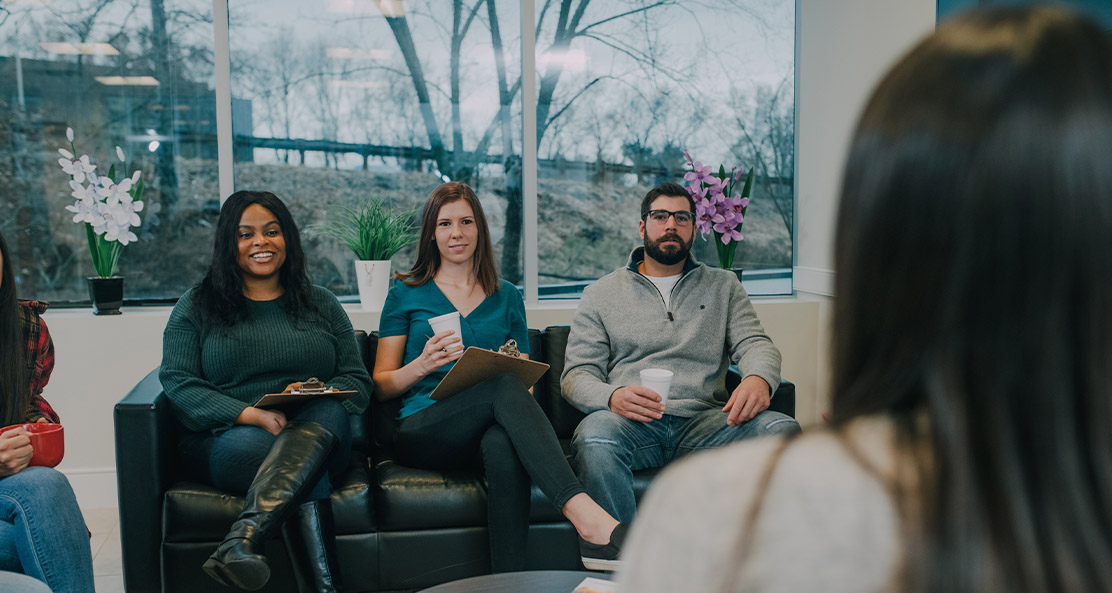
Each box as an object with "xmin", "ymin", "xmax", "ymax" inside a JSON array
[{"xmin": 379, "ymin": 279, "xmax": 530, "ymax": 419}]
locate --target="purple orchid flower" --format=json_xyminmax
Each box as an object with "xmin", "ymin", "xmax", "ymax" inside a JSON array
[
  {"xmin": 687, "ymin": 183, "xmax": 708, "ymax": 201},
  {"xmin": 683, "ymin": 160, "xmax": 715, "ymax": 186},
  {"xmin": 681, "ymin": 154, "xmax": 752, "ymax": 253},
  {"xmin": 704, "ymin": 176, "xmax": 726, "ymax": 197},
  {"xmin": 695, "ymin": 204, "xmax": 715, "ymax": 237},
  {"xmin": 727, "ymin": 194, "xmax": 749, "ymax": 219},
  {"xmin": 714, "ymin": 223, "xmax": 743, "ymax": 244}
]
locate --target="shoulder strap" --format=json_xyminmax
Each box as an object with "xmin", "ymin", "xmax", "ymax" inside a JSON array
[{"xmin": 717, "ymin": 435, "xmax": 796, "ymax": 593}]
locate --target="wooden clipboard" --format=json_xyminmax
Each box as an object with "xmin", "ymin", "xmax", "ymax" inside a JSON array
[
  {"xmin": 429, "ymin": 347, "xmax": 550, "ymax": 401},
  {"xmin": 254, "ymin": 389, "xmax": 359, "ymax": 409}
]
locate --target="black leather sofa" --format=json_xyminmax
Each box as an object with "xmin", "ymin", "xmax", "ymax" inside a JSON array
[{"xmin": 115, "ymin": 326, "xmax": 795, "ymax": 593}]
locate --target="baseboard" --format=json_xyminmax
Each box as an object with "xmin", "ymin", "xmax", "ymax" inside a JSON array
[
  {"xmin": 60, "ymin": 467, "xmax": 118, "ymax": 510},
  {"xmin": 793, "ymin": 266, "xmax": 835, "ymax": 297}
]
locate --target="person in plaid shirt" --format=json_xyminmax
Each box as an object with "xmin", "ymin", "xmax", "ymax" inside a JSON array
[
  {"xmin": 17, "ymin": 300, "xmax": 59, "ymax": 425},
  {"xmin": 0, "ymin": 232, "xmax": 94, "ymax": 593}
]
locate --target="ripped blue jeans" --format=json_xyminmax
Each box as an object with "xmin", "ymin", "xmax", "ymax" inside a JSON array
[{"xmin": 571, "ymin": 408, "xmax": 800, "ymax": 523}]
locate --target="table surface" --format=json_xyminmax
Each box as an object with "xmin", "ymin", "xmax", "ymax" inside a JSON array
[{"xmin": 417, "ymin": 570, "xmax": 610, "ymax": 593}]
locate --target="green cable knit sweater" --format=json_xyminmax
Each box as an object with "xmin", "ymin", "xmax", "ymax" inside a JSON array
[{"xmin": 160, "ymin": 286, "xmax": 373, "ymax": 433}]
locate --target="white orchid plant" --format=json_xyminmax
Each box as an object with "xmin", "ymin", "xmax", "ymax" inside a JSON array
[{"xmin": 58, "ymin": 128, "xmax": 144, "ymax": 278}]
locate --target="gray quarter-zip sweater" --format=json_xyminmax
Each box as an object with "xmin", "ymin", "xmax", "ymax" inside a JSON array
[{"xmin": 561, "ymin": 247, "xmax": 781, "ymax": 417}]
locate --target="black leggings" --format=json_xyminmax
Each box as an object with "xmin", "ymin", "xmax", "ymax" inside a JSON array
[{"xmin": 394, "ymin": 373, "xmax": 584, "ymax": 572}]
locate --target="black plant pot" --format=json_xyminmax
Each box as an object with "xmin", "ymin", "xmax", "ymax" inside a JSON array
[
  {"xmin": 729, "ymin": 267, "xmax": 744, "ymax": 283},
  {"xmin": 87, "ymin": 276, "xmax": 124, "ymax": 315}
]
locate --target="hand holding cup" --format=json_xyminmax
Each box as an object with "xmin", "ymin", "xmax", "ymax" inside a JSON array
[
  {"xmin": 0, "ymin": 423, "xmax": 64, "ymax": 470},
  {"xmin": 608, "ymin": 384, "xmax": 666, "ymax": 422},
  {"xmin": 427, "ymin": 312, "xmax": 462, "ymax": 344},
  {"xmin": 639, "ymin": 368, "xmax": 674, "ymax": 405},
  {"xmin": 418, "ymin": 329, "xmax": 464, "ymax": 376}
]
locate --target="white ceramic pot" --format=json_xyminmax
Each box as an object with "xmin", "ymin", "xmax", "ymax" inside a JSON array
[{"xmin": 354, "ymin": 260, "xmax": 391, "ymax": 312}]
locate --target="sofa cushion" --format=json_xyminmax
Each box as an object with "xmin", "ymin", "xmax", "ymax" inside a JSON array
[
  {"xmin": 370, "ymin": 446, "xmax": 488, "ymax": 531},
  {"xmin": 163, "ymin": 454, "xmax": 375, "ymax": 541},
  {"xmin": 371, "ymin": 438, "xmax": 664, "ymax": 530}
]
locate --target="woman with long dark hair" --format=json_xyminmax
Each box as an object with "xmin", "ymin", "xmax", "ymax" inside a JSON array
[
  {"xmin": 161, "ymin": 191, "xmax": 372, "ymax": 593},
  {"xmin": 0, "ymin": 232, "xmax": 94, "ymax": 593},
  {"xmin": 619, "ymin": 5, "xmax": 1112, "ymax": 593},
  {"xmin": 373, "ymin": 182, "xmax": 625, "ymax": 572}
]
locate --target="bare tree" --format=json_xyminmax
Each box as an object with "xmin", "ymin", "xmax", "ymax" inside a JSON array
[
  {"xmin": 379, "ymin": 0, "xmax": 691, "ymax": 282},
  {"xmin": 233, "ymin": 30, "xmax": 307, "ymax": 162},
  {"xmin": 728, "ymin": 75, "xmax": 794, "ymax": 235}
]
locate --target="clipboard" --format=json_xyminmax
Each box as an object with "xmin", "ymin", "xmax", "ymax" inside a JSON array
[
  {"xmin": 429, "ymin": 347, "xmax": 550, "ymax": 401},
  {"xmin": 254, "ymin": 389, "xmax": 359, "ymax": 409}
]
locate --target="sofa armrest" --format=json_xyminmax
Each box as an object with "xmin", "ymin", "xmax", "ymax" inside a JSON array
[
  {"xmin": 726, "ymin": 365, "xmax": 795, "ymax": 418},
  {"xmin": 115, "ymin": 367, "xmax": 177, "ymax": 593}
]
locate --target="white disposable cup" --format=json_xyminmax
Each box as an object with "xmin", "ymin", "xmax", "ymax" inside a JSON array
[
  {"xmin": 427, "ymin": 311, "xmax": 462, "ymax": 345},
  {"xmin": 639, "ymin": 368, "xmax": 674, "ymax": 403}
]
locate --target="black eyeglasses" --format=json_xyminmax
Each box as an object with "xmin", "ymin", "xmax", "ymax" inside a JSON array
[{"xmin": 644, "ymin": 209, "xmax": 696, "ymax": 226}]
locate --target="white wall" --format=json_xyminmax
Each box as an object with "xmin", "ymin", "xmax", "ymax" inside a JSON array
[
  {"xmin": 791, "ymin": 0, "xmax": 937, "ymax": 422},
  {"xmin": 47, "ymin": 0, "xmax": 939, "ymax": 511},
  {"xmin": 794, "ymin": 0, "xmax": 936, "ymax": 296}
]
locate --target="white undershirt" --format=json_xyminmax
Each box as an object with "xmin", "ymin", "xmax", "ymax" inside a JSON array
[{"xmin": 646, "ymin": 273, "xmax": 682, "ymax": 308}]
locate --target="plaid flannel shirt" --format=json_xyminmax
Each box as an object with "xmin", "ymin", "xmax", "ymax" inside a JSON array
[{"xmin": 17, "ymin": 300, "xmax": 59, "ymax": 424}]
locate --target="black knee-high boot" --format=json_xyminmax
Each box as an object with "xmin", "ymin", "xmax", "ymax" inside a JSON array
[
  {"xmin": 203, "ymin": 420, "xmax": 337, "ymax": 591},
  {"xmin": 282, "ymin": 499, "xmax": 345, "ymax": 593}
]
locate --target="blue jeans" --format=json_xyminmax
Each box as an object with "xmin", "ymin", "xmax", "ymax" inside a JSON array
[
  {"xmin": 0, "ymin": 467, "xmax": 94, "ymax": 593},
  {"xmin": 571, "ymin": 408, "xmax": 801, "ymax": 522},
  {"xmin": 179, "ymin": 398, "xmax": 353, "ymax": 501}
]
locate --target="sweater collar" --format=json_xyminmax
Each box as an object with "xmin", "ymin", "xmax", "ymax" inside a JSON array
[{"xmin": 626, "ymin": 246, "xmax": 700, "ymax": 276}]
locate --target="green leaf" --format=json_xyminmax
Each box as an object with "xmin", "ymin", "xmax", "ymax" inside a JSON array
[
  {"xmin": 741, "ymin": 167, "xmax": 755, "ymax": 199},
  {"xmin": 84, "ymin": 223, "xmax": 124, "ymax": 277},
  {"xmin": 131, "ymin": 178, "xmax": 144, "ymax": 203},
  {"xmin": 712, "ymin": 230, "xmax": 738, "ymax": 269},
  {"xmin": 84, "ymin": 224, "xmax": 101, "ymax": 274},
  {"xmin": 314, "ymin": 198, "xmax": 418, "ymax": 261}
]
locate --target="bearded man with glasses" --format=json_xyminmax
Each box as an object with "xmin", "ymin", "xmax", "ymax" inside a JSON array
[{"xmin": 560, "ymin": 182, "xmax": 800, "ymax": 562}]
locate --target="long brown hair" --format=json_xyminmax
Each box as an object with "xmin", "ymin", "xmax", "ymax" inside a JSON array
[
  {"xmin": 397, "ymin": 182, "xmax": 499, "ymax": 295},
  {"xmin": 0, "ymin": 232, "xmax": 29, "ymax": 426},
  {"xmin": 831, "ymin": 5, "xmax": 1112, "ymax": 593}
]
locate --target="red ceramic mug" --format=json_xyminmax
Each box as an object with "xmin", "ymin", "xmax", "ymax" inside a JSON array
[{"xmin": 0, "ymin": 423, "xmax": 64, "ymax": 468}]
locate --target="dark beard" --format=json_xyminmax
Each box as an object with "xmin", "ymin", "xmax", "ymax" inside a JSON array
[{"xmin": 643, "ymin": 232, "xmax": 691, "ymax": 266}]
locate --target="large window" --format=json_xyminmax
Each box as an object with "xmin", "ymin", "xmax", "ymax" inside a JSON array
[
  {"xmin": 228, "ymin": 0, "xmax": 523, "ymax": 297},
  {"xmin": 533, "ymin": 0, "xmax": 795, "ymax": 297},
  {"xmin": 0, "ymin": 0, "xmax": 217, "ymax": 302},
  {"xmin": 2, "ymin": 0, "xmax": 793, "ymax": 304}
]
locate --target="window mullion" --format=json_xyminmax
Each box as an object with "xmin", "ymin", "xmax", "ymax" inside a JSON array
[
  {"xmin": 213, "ymin": 0, "xmax": 233, "ymax": 202},
  {"xmin": 521, "ymin": 0, "xmax": 539, "ymax": 303}
]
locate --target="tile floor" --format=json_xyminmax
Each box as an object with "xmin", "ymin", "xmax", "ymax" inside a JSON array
[{"xmin": 84, "ymin": 507, "xmax": 124, "ymax": 593}]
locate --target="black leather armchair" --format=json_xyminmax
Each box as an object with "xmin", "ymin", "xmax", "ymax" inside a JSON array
[{"xmin": 115, "ymin": 326, "xmax": 795, "ymax": 593}]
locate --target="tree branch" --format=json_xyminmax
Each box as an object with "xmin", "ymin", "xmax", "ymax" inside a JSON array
[
  {"xmin": 575, "ymin": 1, "xmax": 673, "ymax": 36},
  {"xmin": 542, "ymin": 76, "xmax": 605, "ymax": 135}
]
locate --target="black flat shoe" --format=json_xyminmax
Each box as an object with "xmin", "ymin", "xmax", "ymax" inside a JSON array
[{"xmin": 579, "ymin": 523, "xmax": 628, "ymax": 572}]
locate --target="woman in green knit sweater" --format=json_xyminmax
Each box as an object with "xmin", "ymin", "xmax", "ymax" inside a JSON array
[{"xmin": 160, "ymin": 191, "xmax": 372, "ymax": 593}]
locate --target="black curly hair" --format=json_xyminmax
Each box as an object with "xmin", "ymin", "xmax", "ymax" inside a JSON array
[{"xmin": 194, "ymin": 190, "xmax": 318, "ymax": 327}]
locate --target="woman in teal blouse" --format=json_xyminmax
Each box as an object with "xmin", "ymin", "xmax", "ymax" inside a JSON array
[{"xmin": 374, "ymin": 182, "xmax": 624, "ymax": 572}]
